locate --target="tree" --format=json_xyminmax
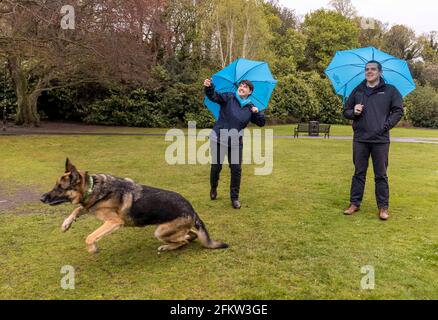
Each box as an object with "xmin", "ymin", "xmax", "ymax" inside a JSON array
[
  {"xmin": 204, "ymin": 0, "xmax": 272, "ymax": 67},
  {"xmin": 382, "ymin": 25, "xmax": 422, "ymax": 61},
  {"xmin": 356, "ymin": 17, "xmax": 387, "ymax": 48},
  {"xmin": 302, "ymin": 9, "xmax": 360, "ymax": 73},
  {"xmin": 422, "ymin": 64, "xmax": 438, "ymax": 88},
  {"xmin": 0, "ymin": 0, "xmax": 170, "ymax": 126},
  {"xmin": 412, "ymin": 32, "xmax": 438, "ymax": 88},
  {"xmin": 328, "ymin": 0, "xmax": 357, "ymax": 19},
  {"xmin": 162, "ymin": 0, "xmax": 203, "ymax": 81},
  {"xmin": 270, "ymin": 28, "xmax": 306, "ymax": 76},
  {"xmin": 419, "ymin": 32, "xmax": 438, "ymax": 63},
  {"xmin": 263, "ymin": 0, "xmax": 298, "ymax": 35}
]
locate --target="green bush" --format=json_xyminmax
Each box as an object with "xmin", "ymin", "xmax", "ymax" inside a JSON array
[
  {"xmin": 270, "ymin": 72, "xmax": 346, "ymax": 124},
  {"xmin": 83, "ymin": 89, "xmax": 175, "ymax": 127},
  {"xmin": 81, "ymin": 82, "xmax": 208, "ymax": 128},
  {"xmin": 39, "ymin": 87, "xmax": 82, "ymax": 121},
  {"xmin": 38, "ymin": 84, "xmax": 112, "ymax": 121},
  {"xmin": 184, "ymin": 107, "xmax": 215, "ymax": 128},
  {"xmin": 305, "ymin": 71, "xmax": 346, "ymax": 124},
  {"xmin": 33, "ymin": 69, "xmax": 435, "ymax": 129},
  {"xmin": 405, "ymin": 85, "xmax": 438, "ymax": 128},
  {"xmin": 270, "ymin": 74, "xmax": 319, "ymax": 122},
  {"xmin": 160, "ymin": 82, "xmax": 205, "ymax": 122}
]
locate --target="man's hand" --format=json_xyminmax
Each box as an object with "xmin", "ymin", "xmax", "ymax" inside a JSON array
[
  {"xmin": 204, "ymin": 79, "xmax": 212, "ymax": 87},
  {"xmin": 251, "ymin": 107, "xmax": 259, "ymax": 113},
  {"xmin": 354, "ymin": 104, "xmax": 364, "ymax": 116}
]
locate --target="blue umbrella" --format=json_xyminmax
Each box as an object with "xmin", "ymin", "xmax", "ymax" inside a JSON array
[
  {"xmin": 204, "ymin": 58, "xmax": 277, "ymax": 120},
  {"xmin": 325, "ymin": 47, "xmax": 416, "ymax": 101}
]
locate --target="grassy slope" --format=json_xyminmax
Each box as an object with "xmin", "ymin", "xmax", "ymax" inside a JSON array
[{"xmin": 0, "ymin": 134, "xmax": 437, "ymax": 299}]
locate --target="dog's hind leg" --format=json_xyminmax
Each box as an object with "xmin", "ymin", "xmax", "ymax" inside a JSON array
[
  {"xmin": 154, "ymin": 217, "xmax": 193, "ymax": 253},
  {"xmin": 157, "ymin": 241, "xmax": 188, "ymax": 252},
  {"xmin": 186, "ymin": 229, "xmax": 198, "ymax": 242},
  {"xmin": 85, "ymin": 219, "xmax": 123, "ymax": 253}
]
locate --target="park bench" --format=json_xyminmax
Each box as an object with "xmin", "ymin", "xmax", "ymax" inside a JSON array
[
  {"xmin": 319, "ymin": 124, "xmax": 331, "ymax": 139},
  {"xmin": 293, "ymin": 122, "xmax": 331, "ymax": 139},
  {"xmin": 293, "ymin": 123, "xmax": 309, "ymax": 138}
]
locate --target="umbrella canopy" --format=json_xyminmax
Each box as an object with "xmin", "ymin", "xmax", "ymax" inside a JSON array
[
  {"xmin": 325, "ymin": 47, "xmax": 416, "ymax": 100},
  {"xmin": 204, "ymin": 58, "xmax": 277, "ymax": 120}
]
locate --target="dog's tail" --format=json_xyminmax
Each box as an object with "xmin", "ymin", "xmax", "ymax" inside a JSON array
[{"xmin": 193, "ymin": 216, "xmax": 229, "ymax": 249}]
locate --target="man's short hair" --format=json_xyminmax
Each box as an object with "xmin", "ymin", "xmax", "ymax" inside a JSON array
[
  {"xmin": 239, "ymin": 80, "xmax": 254, "ymax": 93},
  {"xmin": 366, "ymin": 60, "xmax": 382, "ymax": 72}
]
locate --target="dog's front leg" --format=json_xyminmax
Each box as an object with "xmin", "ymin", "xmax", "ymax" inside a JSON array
[
  {"xmin": 85, "ymin": 220, "xmax": 124, "ymax": 254},
  {"xmin": 62, "ymin": 206, "xmax": 86, "ymax": 232}
]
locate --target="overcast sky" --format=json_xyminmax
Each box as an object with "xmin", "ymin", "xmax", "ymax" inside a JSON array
[{"xmin": 278, "ymin": 0, "xmax": 437, "ymax": 35}]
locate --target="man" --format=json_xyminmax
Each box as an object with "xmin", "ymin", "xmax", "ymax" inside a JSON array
[
  {"xmin": 204, "ymin": 78, "xmax": 266, "ymax": 209},
  {"xmin": 343, "ymin": 60, "xmax": 404, "ymax": 220}
]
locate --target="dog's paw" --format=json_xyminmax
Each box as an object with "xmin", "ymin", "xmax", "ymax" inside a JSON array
[
  {"xmin": 185, "ymin": 232, "xmax": 197, "ymax": 242},
  {"xmin": 61, "ymin": 218, "xmax": 73, "ymax": 232},
  {"xmin": 87, "ymin": 243, "xmax": 99, "ymax": 254},
  {"xmin": 157, "ymin": 245, "xmax": 171, "ymax": 253}
]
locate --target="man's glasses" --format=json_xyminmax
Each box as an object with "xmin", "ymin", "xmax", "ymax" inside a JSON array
[{"xmin": 365, "ymin": 67, "xmax": 379, "ymax": 71}]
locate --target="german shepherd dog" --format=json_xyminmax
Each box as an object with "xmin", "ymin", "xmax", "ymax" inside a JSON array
[{"xmin": 40, "ymin": 159, "xmax": 228, "ymax": 254}]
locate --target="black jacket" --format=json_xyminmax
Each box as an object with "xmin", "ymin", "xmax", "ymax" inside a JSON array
[
  {"xmin": 205, "ymin": 84, "xmax": 266, "ymax": 144},
  {"xmin": 344, "ymin": 79, "xmax": 404, "ymax": 143}
]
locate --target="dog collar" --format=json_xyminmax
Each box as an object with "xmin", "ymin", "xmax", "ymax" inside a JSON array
[{"xmin": 82, "ymin": 175, "xmax": 94, "ymax": 205}]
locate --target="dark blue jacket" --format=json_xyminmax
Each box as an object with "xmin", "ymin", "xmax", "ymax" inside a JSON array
[
  {"xmin": 344, "ymin": 79, "xmax": 404, "ymax": 143},
  {"xmin": 205, "ymin": 84, "xmax": 266, "ymax": 144}
]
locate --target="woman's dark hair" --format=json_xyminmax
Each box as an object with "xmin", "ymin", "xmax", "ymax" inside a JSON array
[
  {"xmin": 366, "ymin": 60, "xmax": 382, "ymax": 72},
  {"xmin": 238, "ymin": 80, "xmax": 254, "ymax": 93}
]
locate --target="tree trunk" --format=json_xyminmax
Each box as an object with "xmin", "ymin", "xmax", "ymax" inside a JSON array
[
  {"xmin": 229, "ymin": 23, "xmax": 234, "ymax": 64},
  {"xmin": 15, "ymin": 93, "xmax": 41, "ymax": 127},
  {"xmin": 216, "ymin": 12, "xmax": 225, "ymax": 68},
  {"xmin": 9, "ymin": 56, "xmax": 40, "ymax": 127},
  {"xmin": 242, "ymin": 4, "xmax": 250, "ymax": 58}
]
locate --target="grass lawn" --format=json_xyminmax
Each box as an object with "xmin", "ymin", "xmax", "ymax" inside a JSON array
[{"xmin": 0, "ymin": 132, "xmax": 437, "ymax": 299}]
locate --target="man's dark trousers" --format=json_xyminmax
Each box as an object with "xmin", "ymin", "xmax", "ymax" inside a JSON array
[
  {"xmin": 350, "ymin": 142, "xmax": 390, "ymax": 209},
  {"xmin": 210, "ymin": 140, "xmax": 243, "ymax": 200}
]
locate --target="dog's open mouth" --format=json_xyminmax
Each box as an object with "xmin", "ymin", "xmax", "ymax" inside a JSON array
[
  {"xmin": 41, "ymin": 192, "xmax": 70, "ymax": 206},
  {"xmin": 43, "ymin": 198, "xmax": 70, "ymax": 206},
  {"xmin": 49, "ymin": 199, "xmax": 69, "ymax": 206}
]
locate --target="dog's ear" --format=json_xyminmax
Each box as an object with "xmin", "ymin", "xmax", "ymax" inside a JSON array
[
  {"xmin": 65, "ymin": 158, "xmax": 80, "ymax": 182},
  {"xmin": 65, "ymin": 158, "xmax": 76, "ymax": 173}
]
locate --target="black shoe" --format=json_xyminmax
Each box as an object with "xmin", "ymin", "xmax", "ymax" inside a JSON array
[
  {"xmin": 231, "ymin": 199, "xmax": 241, "ymax": 209},
  {"xmin": 210, "ymin": 188, "xmax": 217, "ymax": 200}
]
